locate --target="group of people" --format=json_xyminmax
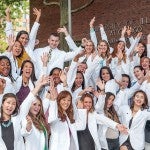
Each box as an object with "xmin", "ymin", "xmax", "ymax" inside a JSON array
[{"xmin": 0, "ymin": 7, "xmax": 150, "ymax": 150}]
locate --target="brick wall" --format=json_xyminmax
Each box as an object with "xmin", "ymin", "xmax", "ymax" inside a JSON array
[{"xmin": 30, "ymin": 0, "xmax": 150, "ymax": 47}]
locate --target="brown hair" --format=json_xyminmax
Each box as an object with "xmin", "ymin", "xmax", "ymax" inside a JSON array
[
  {"xmin": 0, "ymin": 93, "xmax": 19, "ymax": 123},
  {"xmin": 104, "ymin": 92, "xmax": 120, "ymax": 123},
  {"xmin": 85, "ymin": 40, "xmax": 95, "ymax": 53},
  {"xmin": 98, "ymin": 40, "xmax": 111, "ymax": 59},
  {"xmin": 112, "ymin": 41, "xmax": 126, "ymax": 63},
  {"xmin": 57, "ymin": 91, "xmax": 75, "ymax": 123},
  {"xmin": 80, "ymin": 93, "xmax": 95, "ymax": 113},
  {"xmin": 130, "ymin": 90, "xmax": 148, "ymax": 110},
  {"xmin": 28, "ymin": 96, "xmax": 50, "ymax": 134}
]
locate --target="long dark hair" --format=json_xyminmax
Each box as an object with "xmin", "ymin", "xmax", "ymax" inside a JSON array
[
  {"xmin": 104, "ymin": 92, "xmax": 120, "ymax": 123},
  {"xmin": 57, "ymin": 91, "xmax": 75, "ymax": 123},
  {"xmin": 71, "ymin": 71, "xmax": 85, "ymax": 92},
  {"xmin": 0, "ymin": 93, "xmax": 19, "ymax": 123},
  {"xmin": 99, "ymin": 66, "xmax": 114, "ymax": 81},
  {"xmin": 122, "ymin": 74, "xmax": 131, "ymax": 88},
  {"xmin": 20, "ymin": 60, "xmax": 37, "ymax": 86},
  {"xmin": 16, "ymin": 30, "xmax": 29, "ymax": 41}
]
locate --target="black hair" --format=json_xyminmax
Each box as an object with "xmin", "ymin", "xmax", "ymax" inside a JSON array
[
  {"xmin": 16, "ymin": 30, "xmax": 29, "ymax": 41},
  {"xmin": 0, "ymin": 56, "xmax": 15, "ymax": 82},
  {"xmin": 122, "ymin": 74, "xmax": 131, "ymax": 88},
  {"xmin": 71, "ymin": 71, "xmax": 85, "ymax": 92},
  {"xmin": 20, "ymin": 60, "xmax": 37, "ymax": 86}
]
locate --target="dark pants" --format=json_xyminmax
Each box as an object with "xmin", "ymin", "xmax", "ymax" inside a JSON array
[{"xmin": 106, "ymin": 138, "xmax": 119, "ymax": 150}]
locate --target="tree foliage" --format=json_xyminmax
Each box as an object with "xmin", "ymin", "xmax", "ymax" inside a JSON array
[{"xmin": 0, "ymin": 0, "xmax": 29, "ymax": 52}]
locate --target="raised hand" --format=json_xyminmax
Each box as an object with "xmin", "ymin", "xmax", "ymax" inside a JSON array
[
  {"xmin": 41, "ymin": 52, "xmax": 49, "ymax": 67},
  {"xmin": 96, "ymin": 78, "xmax": 105, "ymax": 91},
  {"xmin": 99, "ymin": 24, "xmax": 104, "ymax": 28},
  {"xmin": 5, "ymin": 7, "xmax": 11, "ymax": 22},
  {"xmin": 33, "ymin": 8, "xmax": 41, "ymax": 23},
  {"xmin": 57, "ymin": 26, "xmax": 69, "ymax": 36},
  {"xmin": 47, "ymin": 76, "xmax": 58, "ymax": 100},
  {"xmin": 77, "ymin": 100, "xmax": 83, "ymax": 109},
  {"xmin": 7, "ymin": 35, "xmax": 15, "ymax": 48},
  {"xmin": 74, "ymin": 50, "xmax": 86, "ymax": 62},
  {"xmin": 89, "ymin": 17, "xmax": 95, "ymax": 28},
  {"xmin": 26, "ymin": 115, "xmax": 32, "ymax": 132},
  {"xmin": 0, "ymin": 78, "xmax": 6, "ymax": 94},
  {"xmin": 81, "ymin": 38, "xmax": 88, "ymax": 48},
  {"xmin": 121, "ymin": 26, "xmax": 127, "ymax": 37},
  {"xmin": 59, "ymin": 70, "xmax": 67, "ymax": 87},
  {"xmin": 126, "ymin": 26, "xmax": 132, "ymax": 37},
  {"xmin": 136, "ymin": 32, "xmax": 143, "ymax": 38}
]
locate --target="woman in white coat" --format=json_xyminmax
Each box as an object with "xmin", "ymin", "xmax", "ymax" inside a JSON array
[
  {"xmin": 0, "ymin": 76, "xmax": 47, "ymax": 150},
  {"xmin": 77, "ymin": 92, "xmax": 126, "ymax": 150},
  {"xmin": 119, "ymin": 90, "xmax": 150, "ymax": 150},
  {"xmin": 21, "ymin": 84, "xmax": 50, "ymax": 149},
  {"xmin": 47, "ymin": 88, "xmax": 87, "ymax": 150}
]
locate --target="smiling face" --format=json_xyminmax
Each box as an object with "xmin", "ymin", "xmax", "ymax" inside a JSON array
[
  {"xmin": 18, "ymin": 34, "xmax": 29, "ymax": 46},
  {"xmin": 141, "ymin": 57, "xmax": 150, "ymax": 70},
  {"xmin": 75, "ymin": 72, "xmax": 84, "ymax": 88},
  {"xmin": 137, "ymin": 43, "xmax": 145, "ymax": 55},
  {"xmin": 0, "ymin": 58, "xmax": 11, "ymax": 77},
  {"xmin": 12, "ymin": 41, "xmax": 23, "ymax": 57},
  {"xmin": 60, "ymin": 95, "xmax": 72, "ymax": 112},
  {"xmin": 133, "ymin": 67, "xmax": 144, "ymax": 80},
  {"xmin": 83, "ymin": 96, "xmax": 93, "ymax": 112},
  {"xmin": 85, "ymin": 41, "xmax": 94, "ymax": 54},
  {"xmin": 2, "ymin": 97, "xmax": 16, "ymax": 119},
  {"xmin": 121, "ymin": 76, "xmax": 129, "ymax": 89},
  {"xmin": 106, "ymin": 95, "xmax": 115, "ymax": 109},
  {"xmin": 48, "ymin": 35, "xmax": 60, "ymax": 49},
  {"xmin": 133, "ymin": 92, "xmax": 145, "ymax": 108},
  {"xmin": 29, "ymin": 99, "xmax": 41, "ymax": 117},
  {"xmin": 98, "ymin": 41, "xmax": 108, "ymax": 54},
  {"xmin": 21, "ymin": 62, "xmax": 33, "ymax": 78},
  {"xmin": 117, "ymin": 41, "xmax": 125, "ymax": 52},
  {"xmin": 51, "ymin": 69, "xmax": 61, "ymax": 86},
  {"xmin": 101, "ymin": 68, "xmax": 111, "ymax": 82}
]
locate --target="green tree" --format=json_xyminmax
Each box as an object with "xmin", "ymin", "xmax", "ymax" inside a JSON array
[
  {"xmin": 43, "ymin": 0, "xmax": 94, "ymax": 51},
  {"xmin": 0, "ymin": 0, "xmax": 29, "ymax": 52}
]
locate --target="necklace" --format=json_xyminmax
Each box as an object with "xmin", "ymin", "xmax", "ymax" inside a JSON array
[{"xmin": 2, "ymin": 120, "xmax": 12, "ymax": 128}]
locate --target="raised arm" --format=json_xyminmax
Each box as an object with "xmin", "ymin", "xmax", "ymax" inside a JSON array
[
  {"xmin": 57, "ymin": 26, "xmax": 78, "ymax": 51},
  {"xmin": 89, "ymin": 17, "xmax": 98, "ymax": 48},
  {"xmin": 28, "ymin": 8, "xmax": 41, "ymax": 50},
  {"xmin": 5, "ymin": 7, "xmax": 13, "ymax": 37},
  {"xmin": 19, "ymin": 76, "xmax": 49, "ymax": 119}
]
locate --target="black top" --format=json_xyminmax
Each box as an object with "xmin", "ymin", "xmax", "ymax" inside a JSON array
[
  {"xmin": 77, "ymin": 124, "xmax": 95, "ymax": 150},
  {"xmin": 1, "ymin": 120, "xmax": 14, "ymax": 150}
]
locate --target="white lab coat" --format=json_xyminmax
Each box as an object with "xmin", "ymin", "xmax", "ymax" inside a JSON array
[
  {"xmin": 0, "ymin": 92, "xmax": 36, "ymax": 150},
  {"xmin": 118, "ymin": 105, "xmax": 150, "ymax": 150},
  {"xmin": 48, "ymin": 100, "xmax": 87, "ymax": 150}
]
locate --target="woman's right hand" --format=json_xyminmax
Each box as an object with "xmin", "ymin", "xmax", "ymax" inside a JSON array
[{"xmin": 26, "ymin": 115, "xmax": 32, "ymax": 132}]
